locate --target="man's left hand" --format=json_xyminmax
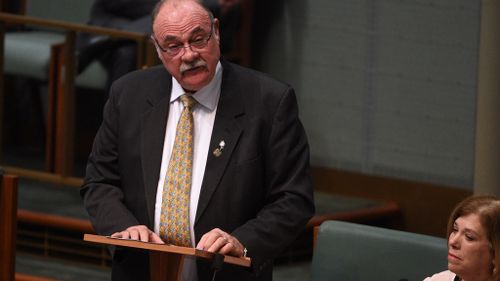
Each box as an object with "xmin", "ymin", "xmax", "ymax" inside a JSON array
[{"xmin": 196, "ymin": 228, "xmax": 245, "ymax": 257}]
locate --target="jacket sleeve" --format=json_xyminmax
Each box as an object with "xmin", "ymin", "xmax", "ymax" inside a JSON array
[
  {"xmin": 231, "ymin": 86, "xmax": 315, "ymax": 274},
  {"xmin": 80, "ymin": 85, "xmax": 140, "ymax": 235}
]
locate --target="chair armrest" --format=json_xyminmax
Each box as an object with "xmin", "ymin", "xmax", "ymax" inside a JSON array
[
  {"xmin": 0, "ymin": 12, "xmax": 157, "ymax": 68},
  {"xmin": 0, "ymin": 12, "xmax": 147, "ymax": 40}
]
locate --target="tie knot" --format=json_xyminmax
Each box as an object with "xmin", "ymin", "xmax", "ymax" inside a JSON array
[{"xmin": 180, "ymin": 94, "xmax": 197, "ymax": 110}]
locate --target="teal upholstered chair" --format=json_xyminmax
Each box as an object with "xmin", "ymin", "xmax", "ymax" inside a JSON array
[
  {"xmin": 312, "ymin": 221, "xmax": 447, "ymax": 281},
  {"xmin": 4, "ymin": 0, "xmax": 96, "ymax": 82}
]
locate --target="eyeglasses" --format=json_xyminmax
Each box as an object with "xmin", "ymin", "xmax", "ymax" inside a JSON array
[{"xmin": 152, "ymin": 22, "xmax": 214, "ymax": 57}]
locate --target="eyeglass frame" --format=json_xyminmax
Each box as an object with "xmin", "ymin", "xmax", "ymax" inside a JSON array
[{"xmin": 151, "ymin": 21, "xmax": 214, "ymax": 57}]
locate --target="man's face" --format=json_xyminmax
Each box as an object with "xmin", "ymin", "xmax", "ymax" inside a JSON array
[{"xmin": 153, "ymin": 2, "xmax": 220, "ymax": 92}]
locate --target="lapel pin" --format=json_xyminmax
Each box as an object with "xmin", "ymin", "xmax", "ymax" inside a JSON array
[{"xmin": 213, "ymin": 140, "xmax": 225, "ymax": 157}]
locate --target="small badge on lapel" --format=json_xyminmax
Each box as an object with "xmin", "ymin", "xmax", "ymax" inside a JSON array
[{"xmin": 213, "ymin": 140, "xmax": 225, "ymax": 157}]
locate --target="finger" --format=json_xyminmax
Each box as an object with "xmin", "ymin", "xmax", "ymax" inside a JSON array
[
  {"xmin": 129, "ymin": 229, "xmax": 139, "ymax": 241},
  {"xmin": 196, "ymin": 228, "xmax": 227, "ymax": 250},
  {"xmin": 198, "ymin": 231, "xmax": 219, "ymax": 250},
  {"xmin": 114, "ymin": 230, "xmax": 131, "ymax": 240},
  {"xmin": 196, "ymin": 233, "xmax": 209, "ymax": 250},
  {"xmin": 218, "ymin": 242, "xmax": 233, "ymax": 255},
  {"xmin": 222, "ymin": 235, "xmax": 244, "ymax": 257},
  {"xmin": 149, "ymin": 232, "xmax": 165, "ymax": 244},
  {"xmin": 137, "ymin": 228, "xmax": 151, "ymax": 242},
  {"xmin": 207, "ymin": 236, "xmax": 227, "ymax": 253},
  {"xmin": 110, "ymin": 232, "xmax": 123, "ymax": 238},
  {"xmin": 196, "ymin": 241, "xmax": 203, "ymax": 249},
  {"xmin": 206, "ymin": 232, "xmax": 222, "ymax": 247}
]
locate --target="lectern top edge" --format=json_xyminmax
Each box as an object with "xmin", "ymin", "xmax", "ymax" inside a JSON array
[{"xmin": 83, "ymin": 233, "xmax": 251, "ymax": 267}]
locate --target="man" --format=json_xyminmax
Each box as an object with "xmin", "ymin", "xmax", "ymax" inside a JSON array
[{"xmin": 80, "ymin": 0, "xmax": 314, "ymax": 280}]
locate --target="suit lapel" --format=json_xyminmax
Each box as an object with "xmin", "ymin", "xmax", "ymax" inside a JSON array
[
  {"xmin": 195, "ymin": 62, "xmax": 245, "ymax": 224},
  {"xmin": 141, "ymin": 76, "xmax": 172, "ymax": 228}
]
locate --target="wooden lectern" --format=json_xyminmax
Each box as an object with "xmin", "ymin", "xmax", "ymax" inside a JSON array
[{"xmin": 84, "ymin": 234, "xmax": 251, "ymax": 281}]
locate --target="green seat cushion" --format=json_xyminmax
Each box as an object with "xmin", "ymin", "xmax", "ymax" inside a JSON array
[
  {"xmin": 76, "ymin": 60, "xmax": 108, "ymax": 90},
  {"xmin": 312, "ymin": 221, "xmax": 447, "ymax": 281},
  {"xmin": 4, "ymin": 31, "xmax": 64, "ymax": 80}
]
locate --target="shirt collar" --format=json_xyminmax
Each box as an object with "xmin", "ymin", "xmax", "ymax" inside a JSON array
[{"xmin": 170, "ymin": 61, "xmax": 222, "ymax": 111}]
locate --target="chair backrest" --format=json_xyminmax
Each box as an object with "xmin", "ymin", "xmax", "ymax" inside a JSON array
[
  {"xmin": 0, "ymin": 172, "xmax": 19, "ymax": 281},
  {"xmin": 25, "ymin": 0, "xmax": 93, "ymax": 23},
  {"xmin": 312, "ymin": 221, "xmax": 448, "ymax": 281}
]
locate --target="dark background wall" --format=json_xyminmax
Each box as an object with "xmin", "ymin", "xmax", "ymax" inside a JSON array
[
  {"xmin": 253, "ymin": 0, "xmax": 480, "ymax": 190},
  {"xmin": 251, "ymin": 0, "xmax": 500, "ymax": 236}
]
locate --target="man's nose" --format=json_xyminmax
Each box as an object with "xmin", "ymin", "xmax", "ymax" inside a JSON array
[{"xmin": 180, "ymin": 45, "xmax": 199, "ymax": 61}]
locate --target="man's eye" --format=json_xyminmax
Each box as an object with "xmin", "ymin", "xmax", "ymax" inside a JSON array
[
  {"xmin": 191, "ymin": 37, "xmax": 205, "ymax": 45},
  {"xmin": 167, "ymin": 44, "xmax": 181, "ymax": 50},
  {"xmin": 193, "ymin": 36, "xmax": 204, "ymax": 42}
]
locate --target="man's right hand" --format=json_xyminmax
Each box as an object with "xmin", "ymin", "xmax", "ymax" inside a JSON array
[{"xmin": 111, "ymin": 225, "xmax": 164, "ymax": 244}]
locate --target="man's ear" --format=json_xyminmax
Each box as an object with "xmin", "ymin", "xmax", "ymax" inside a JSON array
[
  {"xmin": 152, "ymin": 42, "xmax": 166, "ymax": 64},
  {"xmin": 155, "ymin": 47, "xmax": 164, "ymax": 62},
  {"xmin": 213, "ymin": 18, "xmax": 221, "ymax": 44}
]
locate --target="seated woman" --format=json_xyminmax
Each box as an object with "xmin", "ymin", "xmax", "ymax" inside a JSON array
[{"xmin": 424, "ymin": 195, "xmax": 500, "ymax": 281}]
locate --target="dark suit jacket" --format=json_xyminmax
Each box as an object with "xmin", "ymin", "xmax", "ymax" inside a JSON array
[{"xmin": 81, "ymin": 60, "xmax": 314, "ymax": 281}]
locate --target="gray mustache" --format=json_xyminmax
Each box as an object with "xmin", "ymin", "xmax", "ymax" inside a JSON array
[{"xmin": 180, "ymin": 60, "xmax": 207, "ymax": 73}]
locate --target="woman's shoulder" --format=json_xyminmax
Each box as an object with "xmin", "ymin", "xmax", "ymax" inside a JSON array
[{"xmin": 423, "ymin": 270, "xmax": 456, "ymax": 281}]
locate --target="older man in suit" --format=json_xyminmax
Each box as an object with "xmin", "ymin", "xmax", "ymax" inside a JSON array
[{"xmin": 80, "ymin": 0, "xmax": 314, "ymax": 280}]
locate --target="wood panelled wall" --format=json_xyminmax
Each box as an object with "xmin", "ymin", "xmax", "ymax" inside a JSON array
[{"xmin": 312, "ymin": 167, "xmax": 471, "ymax": 237}]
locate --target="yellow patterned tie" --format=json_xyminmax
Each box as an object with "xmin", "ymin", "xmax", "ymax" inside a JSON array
[{"xmin": 159, "ymin": 94, "xmax": 197, "ymax": 246}]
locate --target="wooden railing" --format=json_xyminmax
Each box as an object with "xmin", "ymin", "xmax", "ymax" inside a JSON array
[{"xmin": 0, "ymin": 173, "xmax": 19, "ymax": 281}]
